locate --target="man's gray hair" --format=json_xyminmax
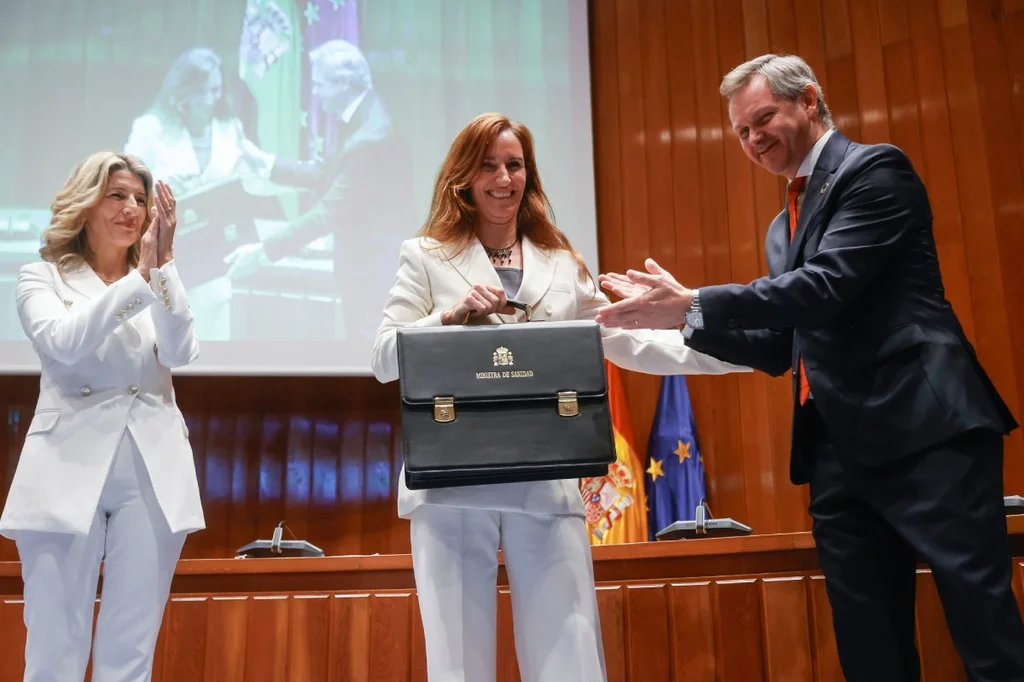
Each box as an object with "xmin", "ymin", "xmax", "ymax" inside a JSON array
[
  {"xmin": 310, "ymin": 39, "xmax": 372, "ymax": 90},
  {"xmin": 720, "ymin": 54, "xmax": 833, "ymax": 128}
]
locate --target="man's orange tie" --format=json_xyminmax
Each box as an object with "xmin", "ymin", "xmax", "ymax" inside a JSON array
[{"xmin": 787, "ymin": 176, "xmax": 811, "ymax": 405}]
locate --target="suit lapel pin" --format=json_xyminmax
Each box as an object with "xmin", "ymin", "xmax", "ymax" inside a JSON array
[
  {"xmin": 820, "ymin": 182, "xmax": 829, "ymax": 195},
  {"xmin": 63, "ymin": 299, "xmax": 73, "ymax": 307}
]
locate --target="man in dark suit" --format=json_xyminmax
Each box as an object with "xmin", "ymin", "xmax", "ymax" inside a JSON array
[
  {"xmin": 226, "ymin": 39, "xmax": 413, "ymax": 344},
  {"xmin": 596, "ymin": 54, "xmax": 1024, "ymax": 682}
]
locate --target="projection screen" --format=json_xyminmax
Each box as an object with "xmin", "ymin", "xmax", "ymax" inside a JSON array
[{"xmin": 0, "ymin": 0, "xmax": 598, "ymax": 375}]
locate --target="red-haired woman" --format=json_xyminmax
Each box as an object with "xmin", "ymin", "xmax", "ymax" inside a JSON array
[{"xmin": 372, "ymin": 114, "xmax": 747, "ymax": 682}]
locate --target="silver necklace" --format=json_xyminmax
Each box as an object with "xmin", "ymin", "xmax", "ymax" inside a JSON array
[{"xmin": 483, "ymin": 240, "xmax": 517, "ymax": 266}]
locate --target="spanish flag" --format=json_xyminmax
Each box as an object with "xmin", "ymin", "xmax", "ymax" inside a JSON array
[{"xmin": 581, "ymin": 361, "xmax": 649, "ymax": 544}]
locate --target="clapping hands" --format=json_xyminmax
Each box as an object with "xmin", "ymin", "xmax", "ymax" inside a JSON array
[{"xmin": 595, "ymin": 258, "xmax": 694, "ymax": 329}]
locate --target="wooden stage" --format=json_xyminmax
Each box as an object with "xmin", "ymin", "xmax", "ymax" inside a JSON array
[{"xmin": 0, "ymin": 516, "xmax": 1020, "ymax": 682}]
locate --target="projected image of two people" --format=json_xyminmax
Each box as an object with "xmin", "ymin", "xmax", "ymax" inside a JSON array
[
  {"xmin": 0, "ymin": 0, "xmax": 590, "ymax": 369},
  {"xmin": 123, "ymin": 6, "xmax": 409, "ymax": 345}
]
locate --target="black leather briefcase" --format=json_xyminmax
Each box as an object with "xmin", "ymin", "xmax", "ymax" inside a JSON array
[{"xmin": 396, "ymin": 320, "xmax": 615, "ymax": 489}]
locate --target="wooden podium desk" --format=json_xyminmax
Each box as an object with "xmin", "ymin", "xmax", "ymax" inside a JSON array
[{"xmin": 0, "ymin": 517, "xmax": 1021, "ymax": 682}]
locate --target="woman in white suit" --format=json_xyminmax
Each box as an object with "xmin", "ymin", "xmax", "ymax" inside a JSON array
[
  {"xmin": 124, "ymin": 47, "xmax": 272, "ymax": 342},
  {"xmin": 371, "ymin": 113, "xmax": 748, "ymax": 682},
  {"xmin": 0, "ymin": 151, "xmax": 205, "ymax": 681},
  {"xmin": 124, "ymin": 47, "xmax": 268, "ymax": 197}
]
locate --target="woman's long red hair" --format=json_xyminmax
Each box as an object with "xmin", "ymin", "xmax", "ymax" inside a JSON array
[{"xmin": 418, "ymin": 113, "xmax": 589, "ymax": 278}]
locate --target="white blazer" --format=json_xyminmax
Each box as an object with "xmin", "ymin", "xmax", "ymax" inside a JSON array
[
  {"xmin": 371, "ymin": 236, "xmax": 749, "ymax": 519},
  {"xmin": 124, "ymin": 113, "xmax": 253, "ymax": 191},
  {"xmin": 0, "ymin": 260, "xmax": 206, "ymax": 538}
]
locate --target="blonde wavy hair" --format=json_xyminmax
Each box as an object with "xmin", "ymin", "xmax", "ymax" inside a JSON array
[
  {"xmin": 40, "ymin": 151, "xmax": 154, "ymax": 276},
  {"xmin": 419, "ymin": 113, "xmax": 590, "ymax": 279}
]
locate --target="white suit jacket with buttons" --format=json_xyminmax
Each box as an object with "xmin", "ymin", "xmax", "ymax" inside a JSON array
[
  {"xmin": 0, "ymin": 260, "xmax": 205, "ymax": 538},
  {"xmin": 372, "ymin": 236, "xmax": 750, "ymax": 519}
]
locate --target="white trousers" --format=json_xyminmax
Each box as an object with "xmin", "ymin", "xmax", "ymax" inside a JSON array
[
  {"xmin": 15, "ymin": 430, "xmax": 187, "ymax": 682},
  {"xmin": 410, "ymin": 506, "xmax": 607, "ymax": 682}
]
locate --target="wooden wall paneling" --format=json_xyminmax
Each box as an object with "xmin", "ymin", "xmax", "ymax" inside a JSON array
[
  {"xmin": 157, "ymin": 597, "xmax": 210, "ymax": 681},
  {"xmin": 222, "ymin": 415, "xmax": 257, "ymax": 559},
  {"xmin": 202, "ymin": 597, "xmax": 250, "ymax": 682},
  {"xmin": 246, "ymin": 595, "xmax": 292, "ymax": 681},
  {"xmin": 368, "ymin": 593, "xmax": 413, "ymax": 681},
  {"xmin": 766, "ymin": 0, "xmax": 799, "ymax": 54},
  {"xmin": 611, "ymin": 0, "xmax": 652, "ymax": 279},
  {"xmin": 0, "ymin": 598, "xmax": 26, "ymax": 681},
  {"xmin": 637, "ymin": 0, "xmax": 717, "ymax": 515},
  {"xmin": 751, "ymin": 0, "xmax": 813, "ymax": 533},
  {"xmin": 749, "ymin": 0, "xmax": 802, "ymax": 536},
  {"xmin": 0, "ymin": 380, "xmax": 30, "ymax": 562},
  {"xmin": 878, "ymin": 0, "xmax": 925, "ymax": 167},
  {"xmin": 821, "ymin": 0, "xmax": 863, "ymax": 138},
  {"xmin": 337, "ymin": 414, "xmax": 372, "ymax": 557},
  {"xmin": 1004, "ymin": 1, "xmax": 1024, "ymax": 170},
  {"xmin": 659, "ymin": 0, "xmax": 721, "ymax": 518},
  {"xmin": 496, "ymin": 589, "xmax": 521, "ymax": 682},
  {"xmin": 915, "ymin": 573, "xmax": 966, "ymax": 682},
  {"xmin": 848, "ymin": 0, "xmax": 892, "ymax": 143},
  {"xmin": 760, "ymin": 576, "xmax": 814, "ymax": 682},
  {"xmin": 287, "ymin": 595, "xmax": 332, "ymax": 682},
  {"xmin": 667, "ymin": 581, "xmax": 718, "ymax": 682},
  {"xmin": 792, "ymin": 0, "xmax": 829, "ymax": 81},
  {"xmin": 689, "ymin": 0, "xmax": 751, "ymax": 530},
  {"xmin": 753, "ymin": 0, "xmax": 816, "ymax": 534},
  {"xmin": 409, "ymin": 597, "xmax": 428, "ymax": 682},
  {"xmin": 588, "ymin": 0, "xmax": 651, "ymax": 488},
  {"xmin": 714, "ymin": 579, "xmax": 767, "ymax": 682},
  {"xmin": 309, "ymin": 416, "xmax": 342, "ymax": 556},
  {"xmin": 717, "ymin": 0, "xmax": 784, "ymax": 535},
  {"xmin": 588, "ymin": 0, "xmax": 624, "ymax": 277},
  {"xmin": 0, "ymin": 536, "xmax": 1019, "ymax": 681},
  {"xmin": 623, "ymin": 584, "xmax": 672, "ymax": 680},
  {"xmin": 637, "ymin": 0, "xmax": 676, "ymax": 281},
  {"xmin": 965, "ymin": 0, "xmax": 1024, "ymax": 489},
  {"xmin": 283, "ymin": 417, "xmax": 315, "ymax": 562},
  {"xmin": 741, "ymin": 0, "xmax": 771, "ymax": 67},
  {"xmin": 1000, "ymin": 0, "xmax": 1024, "ymax": 449},
  {"xmin": 329, "ymin": 593, "xmax": 373, "ymax": 681},
  {"xmin": 608, "ymin": 0, "xmax": 663, "ymax": 468},
  {"xmin": 364, "ymin": 415, "xmax": 404, "ymax": 555},
  {"xmin": 190, "ymin": 413, "xmax": 226, "ymax": 560},
  {"xmin": 939, "ymin": 0, "xmax": 1024, "ymax": 490},
  {"xmin": 905, "ymin": 0, "xmax": 977, "ymax": 340},
  {"xmin": 807, "ymin": 576, "xmax": 843, "ymax": 682},
  {"xmin": 595, "ymin": 585, "xmax": 627, "ymax": 682},
  {"xmin": 256, "ymin": 416, "xmax": 289, "ymax": 560}
]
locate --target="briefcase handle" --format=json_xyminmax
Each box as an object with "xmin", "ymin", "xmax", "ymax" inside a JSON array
[{"xmin": 506, "ymin": 298, "xmax": 532, "ymax": 321}]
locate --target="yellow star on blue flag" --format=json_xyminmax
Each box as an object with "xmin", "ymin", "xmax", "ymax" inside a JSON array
[
  {"xmin": 646, "ymin": 458, "xmax": 665, "ymax": 483},
  {"xmin": 646, "ymin": 376, "xmax": 707, "ymax": 540}
]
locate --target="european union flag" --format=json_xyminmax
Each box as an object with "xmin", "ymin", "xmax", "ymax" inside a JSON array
[{"xmin": 645, "ymin": 375, "xmax": 708, "ymax": 540}]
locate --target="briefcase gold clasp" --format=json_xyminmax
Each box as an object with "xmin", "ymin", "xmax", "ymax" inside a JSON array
[
  {"xmin": 557, "ymin": 391, "xmax": 579, "ymax": 417},
  {"xmin": 434, "ymin": 396, "xmax": 455, "ymax": 423}
]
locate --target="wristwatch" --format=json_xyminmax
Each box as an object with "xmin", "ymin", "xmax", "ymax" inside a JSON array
[{"xmin": 682, "ymin": 289, "xmax": 704, "ymax": 330}]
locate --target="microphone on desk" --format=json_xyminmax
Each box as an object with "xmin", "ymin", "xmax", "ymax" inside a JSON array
[
  {"xmin": 270, "ymin": 521, "xmax": 285, "ymax": 555},
  {"xmin": 654, "ymin": 498, "xmax": 753, "ymax": 541},
  {"xmin": 693, "ymin": 498, "xmax": 709, "ymax": 535},
  {"xmin": 236, "ymin": 520, "xmax": 326, "ymax": 558}
]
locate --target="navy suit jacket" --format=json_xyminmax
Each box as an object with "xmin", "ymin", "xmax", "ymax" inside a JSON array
[
  {"xmin": 262, "ymin": 91, "xmax": 413, "ymax": 269},
  {"xmin": 685, "ymin": 131, "xmax": 1017, "ymax": 483}
]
